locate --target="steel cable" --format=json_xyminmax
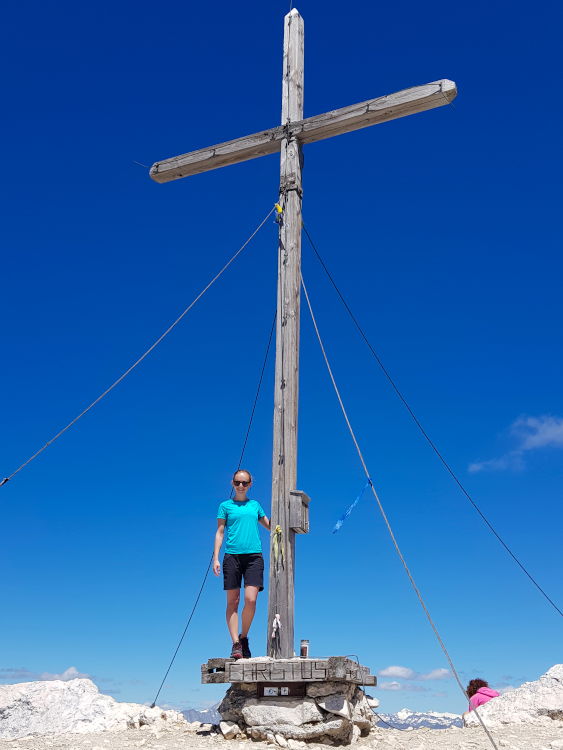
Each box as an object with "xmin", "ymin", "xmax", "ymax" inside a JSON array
[
  {"xmin": 149, "ymin": 308, "xmax": 277, "ymax": 707},
  {"xmin": 0, "ymin": 207, "xmax": 275, "ymax": 489},
  {"xmin": 301, "ymin": 276, "xmax": 499, "ymax": 750},
  {"xmin": 302, "ymin": 222, "xmax": 562, "ymax": 619}
]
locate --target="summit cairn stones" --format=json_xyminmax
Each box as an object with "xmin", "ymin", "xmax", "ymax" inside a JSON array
[
  {"xmin": 242, "ymin": 698, "xmax": 324, "ymax": 726},
  {"xmin": 249, "ymin": 718, "xmax": 350, "ymax": 742},
  {"xmin": 306, "ymin": 682, "xmax": 354, "ymax": 699},
  {"xmin": 316, "ymin": 694, "xmax": 352, "ymax": 720},
  {"xmin": 216, "ymin": 668, "xmax": 377, "ymax": 745},
  {"xmin": 219, "ymin": 720, "xmax": 241, "ymax": 739},
  {"xmin": 347, "ymin": 692, "xmax": 374, "ymax": 733},
  {"xmin": 218, "ymin": 683, "xmax": 257, "ymax": 722}
]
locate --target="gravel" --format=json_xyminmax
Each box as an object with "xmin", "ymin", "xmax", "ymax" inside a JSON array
[{"xmin": 1, "ymin": 722, "xmax": 562, "ymax": 750}]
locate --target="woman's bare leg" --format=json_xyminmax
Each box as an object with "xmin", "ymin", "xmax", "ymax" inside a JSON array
[
  {"xmin": 241, "ymin": 586, "xmax": 259, "ymax": 637},
  {"xmin": 226, "ymin": 589, "xmax": 240, "ymax": 643}
]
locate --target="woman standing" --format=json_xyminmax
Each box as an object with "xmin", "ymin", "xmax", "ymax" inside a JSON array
[{"xmin": 213, "ymin": 470, "xmax": 270, "ymax": 659}]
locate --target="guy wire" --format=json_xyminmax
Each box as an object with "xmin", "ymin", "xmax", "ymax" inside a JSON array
[
  {"xmin": 301, "ymin": 276, "xmax": 499, "ymax": 750},
  {"xmin": 150, "ymin": 307, "xmax": 277, "ymax": 707},
  {"xmin": 0, "ymin": 207, "xmax": 276, "ymax": 490},
  {"xmin": 302, "ymin": 221, "xmax": 562, "ymax": 619}
]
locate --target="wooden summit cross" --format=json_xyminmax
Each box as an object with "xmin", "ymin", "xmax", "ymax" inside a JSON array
[{"xmin": 150, "ymin": 9, "xmax": 457, "ymax": 663}]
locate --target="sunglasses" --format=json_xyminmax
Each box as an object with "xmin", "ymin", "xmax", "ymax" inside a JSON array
[{"xmin": 233, "ymin": 480, "xmax": 250, "ymax": 487}]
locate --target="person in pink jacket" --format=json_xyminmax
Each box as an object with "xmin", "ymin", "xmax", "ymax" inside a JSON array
[{"xmin": 466, "ymin": 679, "xmax": 500, "ymax": 711}]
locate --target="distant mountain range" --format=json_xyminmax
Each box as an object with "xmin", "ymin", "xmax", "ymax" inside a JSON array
[
  {"xmin": 182, "ymin": 702, "xmax": 222, "ymax": 725},
  {"xmin": 375, "ymin": 708, "xmax": 462, "ymax": 730},
  {"xmin": 181, "ymin": 702, "xmax": 462, "ymax": 730}
]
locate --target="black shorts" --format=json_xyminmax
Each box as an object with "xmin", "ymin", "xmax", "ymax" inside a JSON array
[{"xmin": 223, "ymin": 553, "xmax": 264, "ymax": 591}]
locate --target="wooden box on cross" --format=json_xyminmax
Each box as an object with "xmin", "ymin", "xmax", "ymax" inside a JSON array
[{"xmin": 289, "ymin": 490, "xmax": 310, "ymax": 534}]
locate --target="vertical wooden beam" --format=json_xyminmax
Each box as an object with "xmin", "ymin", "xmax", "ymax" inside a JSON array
[{"xmin": 267, "ymin": 8, "xmax": 304, "ymax": 659}]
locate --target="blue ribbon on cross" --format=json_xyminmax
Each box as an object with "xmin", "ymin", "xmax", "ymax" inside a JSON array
[{"xmin": 332, "ymin": 478, "xmax": 372, "ymax": 534}]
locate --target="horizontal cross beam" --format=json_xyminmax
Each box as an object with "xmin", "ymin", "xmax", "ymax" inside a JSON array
[{"xmin": 150, "ymin": 79, "xmax": 456, "ymax": 183}]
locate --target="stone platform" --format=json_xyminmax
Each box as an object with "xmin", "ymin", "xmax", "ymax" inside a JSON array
[{"xmin": 201, "ymin": 656, "xmax": 376, "ymax": 686}]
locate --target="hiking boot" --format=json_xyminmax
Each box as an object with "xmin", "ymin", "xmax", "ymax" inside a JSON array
[
  {"xmin": 239, "ymin": 634, "xmax": 251, "ymax": 659},
  {"xmin": 230, "ymin": 641, "xmax": 243, "ymax": 660}
]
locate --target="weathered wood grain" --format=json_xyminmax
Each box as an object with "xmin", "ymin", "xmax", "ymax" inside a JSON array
[
  {"xmin": 267, "ymin": 8, "xmax": 304, "ymax": 661},
  {"xmin": 289, "ymin": 490, "xmax": 310, "ymax": 533},
  {"xmin": 149, "ymin": 80, "xmax": 456, "ymax": 183},
  {"xmin": 294, "ymin": 79, "xmax": 456, "ymax": 145},
  {"xmin": 200, "ymin": 657, "xmax": 377, "ymax": 685}
]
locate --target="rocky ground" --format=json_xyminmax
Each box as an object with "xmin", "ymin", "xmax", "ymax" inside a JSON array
[
  {"xmin": 1, "ymin": 722, "xmax": 562, "ymax": 750},
  {"xmin": 2, "ymin": 666, "xmax": 562, "ymax": 750}
]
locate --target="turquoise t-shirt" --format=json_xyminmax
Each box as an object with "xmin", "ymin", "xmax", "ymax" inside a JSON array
[{"xmin": 217, "ymin": 499, "xmax": 266, "ymax": 554}]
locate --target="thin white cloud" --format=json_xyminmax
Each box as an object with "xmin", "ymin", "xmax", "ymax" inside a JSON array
[
  {"xmin": 511, "ymin": 415, "xmax": 563, "ymax": 450},
  {"xmin": 420, "ymin": 668, "xmax": 450, "ymax": 681},
  {"xmin": 378, "ymin": 666, "xmax": 416, "ymax": 679},
  {"xmin": 39, "ymin": 666, "xmax": 90, "ymax": 681},
  {"xmin": 468, "ymin": 452, "xmax": 523, "ymax": 474},
  {"xmin": 378, "ymin": 680, "xmax": 402, "ymax": 691},
  {"xmin": 378, "ymin": 681, "xmax": 430, "ymax": 692},
  {"xmin": 469, "ymin": 414, "xmax": 563, "ymax": 473},
  {"xmin": 0, "ymin": 666, "xmax": 90, "ymax": 683},
  {"xmin": 0, "ymin": 668, "xmax": 38, "ymax": 682},
  {"xmin": 377, "ymin": 665, "xmax": 450, "ymax": 681}
]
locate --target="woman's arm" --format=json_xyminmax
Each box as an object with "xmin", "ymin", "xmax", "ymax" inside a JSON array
[
  {"xmin": 213, "ymin": 519, "xmax": 225, "ymax": 576},
  {"xmin": 259, "ymin": 516, "xmax": 271, "ymax": 530}
]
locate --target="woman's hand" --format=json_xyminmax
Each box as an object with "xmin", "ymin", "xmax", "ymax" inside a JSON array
[{"xmin": 213, "ymin": 559, "xmax": 221, "ymax": 576}]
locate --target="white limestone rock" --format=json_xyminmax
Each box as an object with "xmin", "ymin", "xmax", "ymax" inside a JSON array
[
  {"xmin": 249, "ymin": 718, "xmax": 350, "ymax": 741},
  {"xmin": 275, "ymin": 732, "xmax": 288, "ymax": 746},
  {"xmin": 316, "ymin": 694, "xmax": 352, "ymax": 720},
  {"xmin": 350, "ymin": 691, "xmax": 376, "ymax": 732},
  {"xmin": 219, "ymin": 684, "xmax": 256, "ymax": 723},
  {"xmin": 0, "ymin": 678, "xmax": 187, "ymax": 740},
  {"xmin": 219, "ymin": 720, "xmax": 241, "ymax": 739},
  {"xmin": 242, "ymin": 698, "xmax": 324, "ymax": 727},
  {"xmin": 306, "ymin": 682, "xmax": 354, "ymax": 699},
  {"xmin": 465, "ymin": 664, "xmax": 563, "ymax": 728}
]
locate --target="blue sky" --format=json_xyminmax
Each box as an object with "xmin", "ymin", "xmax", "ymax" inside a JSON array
[{"xmin": 1, "ymin": 0, "xmax": 562, "ymax": 716}]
